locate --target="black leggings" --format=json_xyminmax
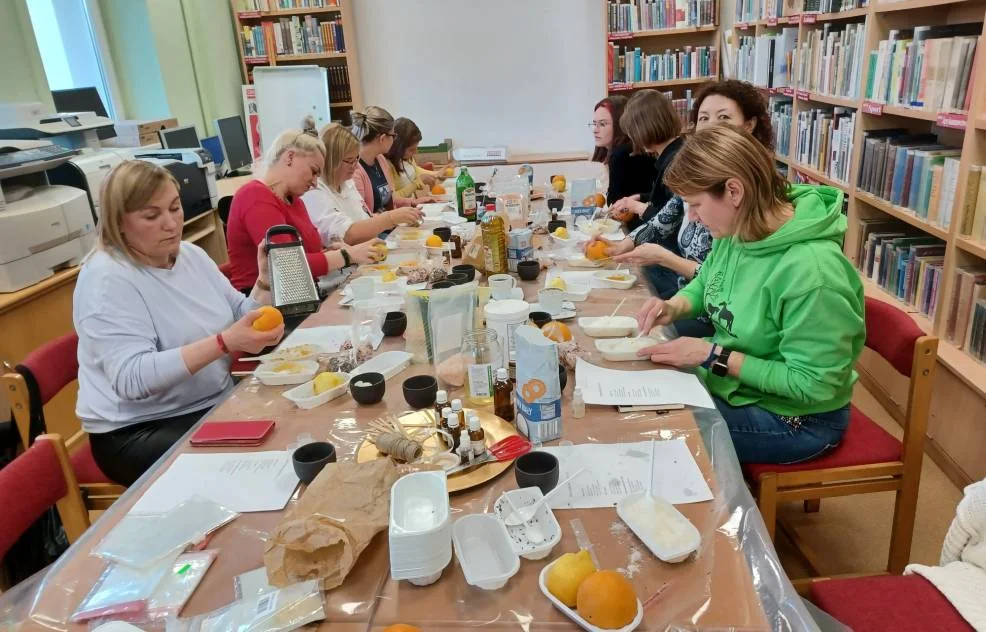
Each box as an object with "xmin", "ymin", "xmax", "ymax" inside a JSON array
[{"xmin": 89, "ymin": 408, "xmax": 209, "ymax": 486}]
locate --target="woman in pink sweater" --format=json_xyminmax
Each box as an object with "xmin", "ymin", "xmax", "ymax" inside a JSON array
[{"xmin": 351, "ymin": 106, "xmax": 432, "ymax": 213}]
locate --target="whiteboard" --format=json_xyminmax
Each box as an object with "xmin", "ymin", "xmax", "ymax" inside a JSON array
[
  {"xmin": 253, "ymin": 66, "xmax": 331, "ymax": 151},
  {"xmin": 351, "ymin": 0, "xmax": 604, "ymax": 155}
]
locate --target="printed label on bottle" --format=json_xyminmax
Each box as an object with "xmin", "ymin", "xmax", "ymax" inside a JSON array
[
  {"xmin": 462, "ymin": 187, "xmax": 476, "ymax": 215},
  {"xmin": 467, "ymin": 363, "xmax": 493, "ymax": 398}
]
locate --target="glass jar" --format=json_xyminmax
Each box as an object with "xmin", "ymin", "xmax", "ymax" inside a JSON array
[{"xmin": 460, "ymin": 328, "xmax": 501, "ymax": 407}]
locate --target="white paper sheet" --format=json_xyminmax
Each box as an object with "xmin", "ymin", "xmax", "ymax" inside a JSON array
[
  {"xmin": 129, "ymin": 452, "xmax": 299, "ymax": 515},
  {"xmin": 540, "ymin": 439, "xmax": 713, "ymax": 508},
  {"xmin": 278, "ymin": 325, "xmax": 383, "ymax": 352},
  {"xmin": 574, "ymin": 358, "xmax": 716, "ymax": 409}
]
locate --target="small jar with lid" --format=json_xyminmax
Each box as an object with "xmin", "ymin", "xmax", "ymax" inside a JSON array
[
  {"xmin": 460, "ymin": 329, "xmax": 501, "ymax": 406},
  {"xmin": 467, "ymin": 412, "xmax": 486, "ymax": 456}
]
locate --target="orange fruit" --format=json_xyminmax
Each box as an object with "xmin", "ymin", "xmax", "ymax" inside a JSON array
[
  {"xmin": 541, "ymin": 321, "xmax": 572, "ymax": 343},
  {"xmin": 430, "ymin": 184, "xmax": 446, "ymax": 195},
  {"xmin": 425, "ymin": 234, "xmax": 443, "ymax": 247},
  {"xmin": 576, "ymin": 570, "xmax": 638, "ymax": 629},
  {"xmin": 585, "ymin": 240, "xmax": 610, "ymax": 261},
  {"xmin": 252, "ymin": 305, "xmax": 283, "ymax": 331},
  {"xmin": 444, "ymin": 167, "xmax": 455, "ymax": 177},
  {"xmin": 383, "ymin": 626, "xmax": 421, "ymax": 632},
  {"xmin": 551, "ymin": 175, "xmax": 567, "ymax": 193},
  {"xmin": 593, "ymin": 192, "xmax": 606, "ymax": 207}
]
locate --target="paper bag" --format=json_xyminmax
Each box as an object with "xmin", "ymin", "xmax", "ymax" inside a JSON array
[
  {"xmin": 514, "ymin": 326, "xmax": 563, "ymax": 442},
  {"xmin": 264, "ymin": 459, "xmax": 398, "ymax": 589}
]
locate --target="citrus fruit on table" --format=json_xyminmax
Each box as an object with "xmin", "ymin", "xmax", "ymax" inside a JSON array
[
  {"xmin": 431, "ymin": 184, "xmax": 446, "ymax": 195},
  {"xmin": 381, "ymin": 270, "xmax": 398, "ymax": 283},
  {"xmin": 553, "ymin": 226, "xmax": 569, "ymax": 239},
  {"xmin": 593, "ymin": 192, "xmax": 606, "ymax": 207},
  {"xmin": 586, "ymin": 240, "xmax": 610, "ymax": 261},
  {"xmin": 552, "ymin": 176, "xmax": 567, "ymax": 192},
  {"xmin": 576, "ymin": 570, "xmax": 638, "ymax": 629},
  {"xmin": 547, "ymin": 277, "xmax": 567, "ymax": 291},
  {"xmin": 383, "ymin": 625, "xmax": 421, "ymax": 632},
  {"xmin": 542, "ymin": 320, "xmax": 573, "ymax": 343},
  {"xmin": 425, "ymin": 234, "xmax": 443, "ymax": 248},
  {"xmin": 312, "ymin": 372, "xmax": 345, "ymax": 395},
  {"xmin": 444, "ymin": 167, "xmax": 455, "ymax": 177},
  {"xmin": 545, "ymin": 549, "xmax": 597, "ymax": 607},
  {"xmin": 252, "ymin": 305, "xmax": 283, "ymax": 331}
]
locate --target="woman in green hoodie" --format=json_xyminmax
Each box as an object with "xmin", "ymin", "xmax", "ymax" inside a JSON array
[{"xmin": 636, "ymin": 125, "xmax": 865, "ymax": 464}]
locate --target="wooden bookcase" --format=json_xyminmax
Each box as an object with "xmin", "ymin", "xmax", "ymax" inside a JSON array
[
  {"xmin": 229, "ymin": 0, "xmax": 363, "ymax": 124},
  {"xmin": 603, "ymin": 1, "xmax": 722, "ymax": 100},
  {"xmin": 731, "ymin": 0, "xmax": 986, "ymax": 486}
]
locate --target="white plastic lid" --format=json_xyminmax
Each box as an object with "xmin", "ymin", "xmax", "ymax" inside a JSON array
[
  {"xmin": 496, "ymin": 368, "xmax": 509, "ymax": 380},
  {"xmin": 441, "ymin": 406, "xmax": 452, "ymax": 416},
  {"xmin": 467, "ymin": 415, "xmax": 481, "ymax": 431},
  {"xmin": 446, "ymin": 412, "xmax": 460, "ymax": 428},
  {"xmin": 436, "ymin": 390, "xmax": 448, "ymax": 403},
  {"xmin": 451, "ymin": 399, "xmax": 463, "ymax": 411}
]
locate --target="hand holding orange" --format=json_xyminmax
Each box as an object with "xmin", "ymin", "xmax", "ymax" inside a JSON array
[
  {"xmin": 252, "ymin": 305, "xmax": 284, "ymax": 331},
  {"xmin": 585, "ymin": 240, "xmax": 610, "ymax": 261}
]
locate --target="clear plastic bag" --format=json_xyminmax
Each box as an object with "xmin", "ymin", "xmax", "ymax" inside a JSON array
[
  {"xmin": 72, "ymin": 555, "xmax": 175, "ymax": 622},
  {"xmin": 186, "ymin": 580, "xmax": 325, "ymax": 632},
  {"xmin": 145, "ymin": 551, "xmax": 218, "ymax": 619},
  {"xmin": 92, "ymin": 496, "xmax": 238, "ymax": 569},
  {"xmin": 428, "ymin": 285, "xmax": 477, "ymax": 391}
]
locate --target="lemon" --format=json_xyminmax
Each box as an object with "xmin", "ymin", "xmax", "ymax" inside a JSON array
[
  {"xmin": 271, "ymin": 362, "xmax": 302, "ymax": 373},
  {"xmin": 545, "ymin": 550, "xmax": 597, "ymax": 607},
  {"xmin": 381, "ymin": 270, "xmax": 398, "ymax": 283},
  {"xmin": 548, "ymin": 277, "xmax": 567, "ymax": 291},
  {"xmin": 553, "ymin": 226, "xmax": 569, "ymax": 239},
  {"xmin": 313, "ymin": 372, "xmax": 345, "ymax": 394}
]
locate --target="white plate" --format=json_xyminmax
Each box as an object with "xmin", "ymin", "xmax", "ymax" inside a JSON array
[
  {"xmin": 254, "ymin": 360, "xmax": 320, "ymax": 386},
  {"xmin": 352, "ymin": 350, "xmax": 413, "ymax": 380},
  {"xmin": 538, "ymin": 560, "xmax": 643, "ymax": 631},
  {"xmin": 527, "ymin": 301, "xmax": 576, "ymax": 321},
  {"xmin": 281, "ymin": 372, "xmax": 351, "ymax": 409},
  {"xmin": 594, "ymin": 337, "xmax": 661, "ymax": 361},
  {"xmin": 490, "ymin": 287, "xmax": 525, "ymax": 301},
  {"xmin": 593, "ymin": 271, "xmax": 636, "ymax": 290},
  {"xmin": 578, "ymin": 316, "xmax": 638, "ymax": 338},
  {"xmin": 616, "ymin": 492, "xmax": 700, "ymax": 563}
]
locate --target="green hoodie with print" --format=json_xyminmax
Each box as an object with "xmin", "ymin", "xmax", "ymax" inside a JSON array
[{"xmin": 677, "ymin": 184, "xmax": 865, "ymax": 416}]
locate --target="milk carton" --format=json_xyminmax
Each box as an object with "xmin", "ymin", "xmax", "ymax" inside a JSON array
[{"xmin": 513, "ymin": 327, "xmax": 562, "ymax": 443}]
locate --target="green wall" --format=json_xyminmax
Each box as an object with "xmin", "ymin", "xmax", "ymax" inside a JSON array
[
  {"xmin": 0, "ymin": 0, "xmax": 53, "ymax": 107},
  {"xmin": 99, "ymin": 0, "xmax": 170, "ymax": 121}
]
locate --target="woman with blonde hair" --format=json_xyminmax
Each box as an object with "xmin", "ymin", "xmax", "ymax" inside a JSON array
[
  {"xmin": 74, "ymin": 160, "xmax": 284, "ymax": 485},
  {"xmin": 351, "ymin": 106, "xmax": 427, "ymax": 213},
  {"xmin": 226, "ymin": 128, "xmax": 383, "ymax": 291},
  {"xmin": 302, "ymin": 121, "xmax": 423, "ymax": 246},
  {"xmin": 636, "ymin": 125, "xmax": 865, "ymax": 464}
]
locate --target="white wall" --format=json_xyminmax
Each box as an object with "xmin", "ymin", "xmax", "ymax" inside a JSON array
[{"xmin": 351, "ymin": 0, "xmax": 605, "ymax": 155}]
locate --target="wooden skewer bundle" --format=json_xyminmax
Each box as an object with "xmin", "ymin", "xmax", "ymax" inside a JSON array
[{"xmin": 367, "ymin": 415, "xmax": 425, "ymax": 462}]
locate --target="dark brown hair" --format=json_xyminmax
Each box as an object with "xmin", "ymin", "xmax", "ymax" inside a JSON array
[
  {"xmin": 591, "ymin": 96, "xmax": 630, "ymax": 163},
  {"xmin": 619, "ymin": 90, "xmax": 681, "ymax": 154},
  {"xmin": 689, "ymin": 80, "xmax": 774, "ymax": 151},
  {"xmin": 384, "ymin": 117, "xmax": 423, "ymax": 176}
]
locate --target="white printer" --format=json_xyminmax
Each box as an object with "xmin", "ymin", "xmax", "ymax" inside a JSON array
[
  {"xmin": 48, "ymin": 148, "xmax": 128, "ymax": 223},
  {"xmin": 133, "ymin": 148, "xmax": 219, "ymax": 209}
]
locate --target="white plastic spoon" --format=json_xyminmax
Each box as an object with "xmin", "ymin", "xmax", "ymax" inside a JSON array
[{"xmin": 505, "ymin": 467, "xmax": 587, "ymax": 526}]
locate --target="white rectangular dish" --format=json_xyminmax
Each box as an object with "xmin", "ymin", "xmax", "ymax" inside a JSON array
[
  {"xmin": 578, "ymin": 316, "xmax": 638, "ymax": 338},
  {"xmin": 538, "ymin": 560, "xmax": 643, "ymax": 631},
  {"xmin": 452, "ymin": 514, "xmax": 520, "ymax": 590},
  {"xmin": 493, "ymin": 489, "xmax": 562, "ymax": 560},
  {"xmin": 616, "ymin": 492, "xmax": 700, "ymax": 563},
  {"xmin": 281, "ymin": 372, "xmax": 351, "ymax": 409},
  {"xmin": 544, "ymin": 272, "xmax": 592, "ymax": 302},
  {"xmin": 593, "ymin": 270, "xmax": 636, "ymax": 290},
  {"xmin": 352, "ymin": 351, "xmax": 413, "ymax": 380},
  {"xmin": 253, "ymin": 360, "xmax": 320, "ymax": 386},
  {"xmin": 594, "ymin": 337, "xmax": 661, "ymax": 362}
]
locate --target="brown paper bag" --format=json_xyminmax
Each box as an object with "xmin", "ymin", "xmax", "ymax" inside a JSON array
[{"xmin": 264, "ymin": 458, "xmax": 399, "ymax": 589}]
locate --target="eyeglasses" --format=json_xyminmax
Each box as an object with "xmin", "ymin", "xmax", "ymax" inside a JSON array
[{"xmin": 587, "ymin": 121, "xmax": 611, "ymax": 129}]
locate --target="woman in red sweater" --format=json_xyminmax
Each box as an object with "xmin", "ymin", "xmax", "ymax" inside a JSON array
[{"xmin": 226, "ymin": 129, "xmax": 384, "ymax": 291}]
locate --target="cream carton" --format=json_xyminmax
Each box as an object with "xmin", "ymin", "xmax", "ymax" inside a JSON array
[{"xmin": 513, "ymin": 327, "xmax": 562, "ymax": 442}]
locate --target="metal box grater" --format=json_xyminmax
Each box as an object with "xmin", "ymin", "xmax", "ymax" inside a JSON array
[{"xmin": 265, "ymin": 225, "xmax": 320, "ymax": 317}]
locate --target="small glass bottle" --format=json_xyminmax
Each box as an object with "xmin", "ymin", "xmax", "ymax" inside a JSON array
[
  {"xmin": 493, "ymin": 367, "xmax": 514, "ymax": 422},
  {"xmin": 446, "ymin": 410, "xmax": 462, "ymax": 450},
  {"xmin": 572, "ymin": 387, "xmax": 586, "ymax": 419},
  {"xmin": 451, "ymin": 234, "xmax": 463, "ymax": 259},
  {"xmin": 439, "ymin": 405, "xmax": 452, "ymax": 443},
  {"xmin": 456, "ymin": 439, "xmax": 473, "ymax": 465},
  {"xmin": 451, "ymin": 398, "xmax": 465, "ymax": 431},
  {"xmin": 467, "ymin": 412, "xmax": 486, "ymax": 456},
  {"xmin": 435, "ymin": 390, "xmax": 449, "ymax": 426},
  {"xmin": 461, "ymin": 329, "xmax": 500, "ymax": 406}
]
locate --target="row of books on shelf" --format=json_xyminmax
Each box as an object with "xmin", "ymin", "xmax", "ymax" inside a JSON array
[
  {"xmin": 327, "ymin": 65, "xmax": 352, "ymax": 103},
  {"xmin": 795, "ymin": 107, "xmax": 854, "ymax": 184},
  {"xmin": 241, "ymin": 26, "xmax": 268, "ymax": 58},
  {"xmin": 735, "ymin": 33, "xmax": 794, "ymax": 88},
  {"xmin": 772, "ymin": 102, "xmax": 792, "ymax": 156},
  {"xmin": 856, "ymin": 130, "xmax": 962, "ymax": 228},
  {"xmin": 947, "ymin": 266, "xmax": 986, "ymax": 361},
  {"xmin": 857, "ymin": 221, "xmax": 944, "ymax": 316},
  {"xmin": 608, "ymin": 45, "xmax": 718, "ymax": 83},
  {"xmin": 734, "ymin": 0, "xmax": 866, "ymax": 24},
  {"xmin": 865, "ymin": 26, "xmax": 979, "ymax": 113},
  {"xmin": 959, "ymin": 165, "xmax": 986, "ymax": 241},
  {"xmin": 272, "ymin": 16, "xmax": 345, "ymax": 55},
  {"xmin": 237, "ymin": 0, "xmax": 338, "ymax": 10},
  {"xmin": 607, "ymin": 0, "xmax": 717, "ymax": 33},
  {"xmin": 664, "ymin": 90, "xmax": 695, "ymax": 126},
  {"xmin": 794, "ymin": 22, "xmax": 866, "ymax": 99}
]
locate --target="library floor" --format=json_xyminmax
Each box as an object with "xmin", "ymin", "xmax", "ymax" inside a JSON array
[{"xmin": 777, "ymin": 383, "xmax": 964, "ymax": 578}]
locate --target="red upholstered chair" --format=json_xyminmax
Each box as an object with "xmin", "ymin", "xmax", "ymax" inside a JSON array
[
  {"xmin": 0, "ymin": 434, "xmax": 89, "ymax": 562},
  {"xmin": 219, "ymin": 261, "xmax": 234, "ymax": 281},
  {"xmin": 744, "ymin": 297, "xmax": 938, "ymax": 575},
  {"xmin": 1, "ymin": 333, "xmax": 126, "ymax": 510},
  {"xmin": 808, "ymin": 574, "xmax": 973, "ymax": 632}
]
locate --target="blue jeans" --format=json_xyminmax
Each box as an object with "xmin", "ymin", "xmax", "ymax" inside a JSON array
[{"xmin": 713, "ymin": 397, "xmax": 850, "ymax": 464}]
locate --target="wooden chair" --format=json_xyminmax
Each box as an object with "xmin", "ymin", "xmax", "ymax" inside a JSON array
[
  {"xmin": 744, "ymin": 297, "xmax": 938, "ymax": 575},
  {"xmin": 1, "ymin": 333, "xmax": 126, "ymax": 510}
]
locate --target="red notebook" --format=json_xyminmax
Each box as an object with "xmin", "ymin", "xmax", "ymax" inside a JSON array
[{"xmin": 190, "ymin": 420, "xmax": 275, "ymax": 447}]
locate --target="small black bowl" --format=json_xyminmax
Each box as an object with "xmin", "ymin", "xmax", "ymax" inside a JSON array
[
  {"xmin": 547, "ymin": 220, "xmax": 567, "ymax": 234},
  {"xmin": 452, "ymin": 264, "xmax": 475, "ymax": 282},
  {"xmin": 432, "ymin": 227, "xmax": 452, "ymax": 242},
  {"xmin": 529, "ymin": 311, "xmax": 552, "ymax": 329},
  {"xmin": 547, "ymin": 198, "xmax": 564, "ymax": 214},
  {"xmin": 293, "ymin": 441, "xmax": 336, "ymax": 485},
  {"xmin": 350, "ymin": 371, "xmax": 386, "ymax": 405},
  {"xmin": 517, "ymin": 260, "xmax": 540, "ymax": 282},
  {"xmin": 431, "ymin": 280, "xmax": 455, "ymax": 289},
  {"xmin": 558, "ymin": 363, "xmax": 568, "ymax": 391},
  {"xmin": 446, "ymin": 272, "xmax": 470, "ymax": 285},
  {"xmin": 402, "ymin": 374, "xmax": 438, "ymax": 409},
  {"xmin": 382, "ymin": 311, "xmax": 407, "ymax": 337},
  {"xmin": 515, "ymin": 451, "xmax": 560, "ymax": 495},
  {"xmin": 474, "ymin": 181, "xmax": 486, "ymax": 194}
]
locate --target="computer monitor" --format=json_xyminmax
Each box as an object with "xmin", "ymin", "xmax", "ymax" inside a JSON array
[
  {"xmin": 160, "ymin": 125, "xmax": 201, "ymax": 149},
  {"xmin": 215, "ymin": 115, "xmax": 252, "ymax": 175},
  {"xmin": 200, "ymin": 135, "xmax": 225, "ymax": 166},
  {"xmin": 51, "ymin": 86, "xmax": 116, "ymax": 140}
]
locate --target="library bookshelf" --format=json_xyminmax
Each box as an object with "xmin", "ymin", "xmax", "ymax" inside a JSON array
[
  {"xmin": 731, "ymin": 0, "xmax": 986, "ymax": 486},
  {"xmin": 230, "ymin": 0, "xmax": 362, "ymax": 123}
]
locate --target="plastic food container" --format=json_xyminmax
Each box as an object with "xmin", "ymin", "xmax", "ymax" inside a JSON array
[
  {"xmin": 493, "ymin": 488, "xmax": 562, "ymax": 560},
  {"xmin": 352, "ymin": 351, "xmax": 413, "ymax": 381},
  {"xmin": 254, "ymin": 360, "xmax": 320, "ymax": 386},
  {"xmin": 452, "ymin": 514, "xmax": 520, "ymax": 590},
  {"xmin": 390, "ymin": 472, "xmax": 453, "ymax": 584},
  {"xmin": 545, "ymin": 274, "xmax": 591, "ymax": 302},
  {"xmin": 593, "ymin": 270, "xmax": 637, "ymax": 290},
  {"xmin": 616, "ymin": 492, "xmax": 700, "ymax": 563},
  {"xmin": 281, "ymin": 372, "xmax": 350, "ymax": 409},
  {"xmin": 578, "ymin": 316, "xmax": 638, "ymax": 338},
  {"xmin": 538, "ymin": 560, "xmax": 643, "ymax": 631},
  {"xmin": 594, "ymin": 337, "xmax": 661, "ymax": 362}
]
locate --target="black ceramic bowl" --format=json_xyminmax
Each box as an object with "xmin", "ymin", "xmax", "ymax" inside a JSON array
[
  {"xmin": 292, "ymin": 441, "xmax": 336, "ymax": 485},
  {"xmin": 515, "ymin": 451, "xmax": 560, "ymax": 495},
  {"xmin": 558, "ymin": 363, "xmax": 568, "ymax": 391},
  {"xmin": 547, "ymin": 198, "xmax": 564, "ymax": 214},
  {"xmin": 433, "ymin": 227, "xmax": 452, "ymax": 242},
  {"xmin": 547, "ymin": 219, "xmax": 567, "ymax": 234},
  {"xmin": 382, "ymin": 311, "xmax": 407, "ymax": 337},
  {"xmin": 452, "ymin": 264, "xmax": 476, "ymax": 282},
  {"xmin": 529, "ymin": 311, "xmax": 552, "ymax": 329},
  {"xmin": 446, "ymin": 272, "xmax": 470, "ymax": 285},
  {"xmin": 517, "ymin": 260, "xmax": 540, "ymax": 282},
  {"xmin": 402, "ymin": 374, "xmax": 438, "ymax": 409},
  {"xmin": 350, "ymin": 371, "xmax": 386, "ymax": 405},
  {"xmin": 431, "ymin": 280, "xmax": 455, "ymax": 289}
]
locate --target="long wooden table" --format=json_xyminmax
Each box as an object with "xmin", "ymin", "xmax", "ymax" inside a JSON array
[{"xmin": 5, "ymin": 262, "xmax": 794, "ymax": 630}]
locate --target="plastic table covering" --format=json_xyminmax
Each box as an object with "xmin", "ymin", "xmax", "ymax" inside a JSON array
[{"xmin": 0, "ymin": 262, "xmax": 830, "ymax": 632}]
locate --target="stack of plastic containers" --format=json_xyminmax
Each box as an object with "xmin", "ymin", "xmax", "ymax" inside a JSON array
[{"xmin": 389, "ymin": 471, "xmax": 452, "ymax": 586}]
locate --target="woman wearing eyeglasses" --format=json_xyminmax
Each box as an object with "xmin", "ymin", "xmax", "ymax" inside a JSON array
[
  {"xmin": 351, "ymin": 106, "xmax": 424, "ymax": 214},
  {"xmin": 591, "ymin": 96, "xmax": 657, "ymax": 228}
]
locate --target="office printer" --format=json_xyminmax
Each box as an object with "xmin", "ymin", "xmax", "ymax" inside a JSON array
[
  {"xmin": 136, "ymin": 156, "xmax": 214, "ymax": 220},
  {"xmin": 47, "ymin": 148, "xmax": 130, "ymax": 224},
  {"xmin": 0, "ymin": 102, "xmax": 114, "ymax": 150},
  {"xmin": 134, "ymin": 148, "xmax": 218, "ymax": 210},
  {"xmin": 0, "ymin": 141, "xmax": 95, "ymax": 293}
]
